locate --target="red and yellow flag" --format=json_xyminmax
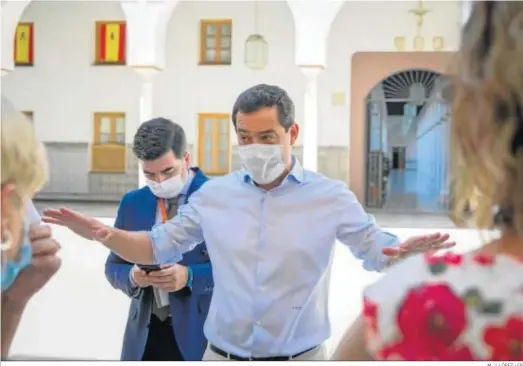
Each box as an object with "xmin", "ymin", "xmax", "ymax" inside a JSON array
[
  {"xmin": 97, "ymin": 22, "xmax": 126, "ymax": 64},
  {"xmin": 14, "ymin": 23, "xmax": 34, "ymax": 65}
]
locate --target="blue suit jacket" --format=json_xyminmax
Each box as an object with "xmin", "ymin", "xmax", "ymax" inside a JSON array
[{"xmin": 104, "ymin": 168, "xmax": 213, "ymax": 361}]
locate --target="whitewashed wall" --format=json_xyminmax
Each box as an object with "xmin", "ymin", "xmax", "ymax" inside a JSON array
[
  {"xmin": 323, "ymin": 1, "xmax": 460, "ymax": 146},
  {"xmin": 3, "ymin": 1, "xmax": 461, "ymax": 149},
  {"xmin": 2, "ymin": 1, "xmax": 140, "ymax": 144}
]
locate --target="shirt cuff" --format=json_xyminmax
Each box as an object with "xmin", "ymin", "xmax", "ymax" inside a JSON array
[
  {"xmin": 149, "ymin": 224, "xmax": 183, "ymax": 265},
  {"xmin": 377, "ymin": 234, "xmax": 401, "ymax": 272},
  {"xmin": 129, "ymin": 267, "xmax": 138, "ymax": 288}
]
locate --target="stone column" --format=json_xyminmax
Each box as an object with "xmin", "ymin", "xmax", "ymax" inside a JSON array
[
  {"xmin": 134, "ymin": 68, "xmax": 158, "ymax": 187},
  {"xmin": 120, "ymin": 0, "xmax": 179, "ymax": 186},
  {"xmin": 300, "ymin": 66, "xmax": 323, "ymax": 171},
  {"xmin": 287, "ymin": 1, "xmax": 344, "ymax": 171}
]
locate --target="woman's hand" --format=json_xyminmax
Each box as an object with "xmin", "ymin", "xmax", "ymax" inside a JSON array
[
  {"xmin": 3, "ymin": 224, "xmax": 61, "ymax": 307},
  {"xmin": 1, "ymin": 224, "xmax": 61, "ymax": 357}
]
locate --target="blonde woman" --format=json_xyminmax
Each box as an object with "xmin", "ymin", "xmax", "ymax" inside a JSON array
[
  {"xmin": 1, "ymin": 97, "xmax": 61, "ymax": 357},
  {"xmin": 333, "ymin": 1, "xmax": 523, "ymax": 361}
]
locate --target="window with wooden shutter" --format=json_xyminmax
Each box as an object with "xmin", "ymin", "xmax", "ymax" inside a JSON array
[
  {"xmin": 199, "ymin": 20, "xmax": 232, "ymax": 65},
  {"xmin": 198, "ymin": 113, "xmax": 231, "ymax": 175},
  {"xmin": 91, "ymin": 112, "xmax": 126, "ymax": 173}
]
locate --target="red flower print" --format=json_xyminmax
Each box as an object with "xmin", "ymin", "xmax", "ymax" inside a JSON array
[
  {"xmin": 424, "ymin": 252, "xmax": 463, "ymax": 266},
  {"xmin": 363, "ymin": 297, "xmax": 379, "ymax": 334},
  {"xmin": 473, "ymin": 252, "xmax": 495, "ymax": 266},
  {"xmin": 424, "ymin": 252, "xmax": 463, "ymax": 276},
  {"xmin": 424, "ymin": 251, "xmax": 439, "ymax": 265},
  {"xmin": 442, "ymin": 345, "xmax": 475, "ymax": 360},
  {"xmin": 442, "ymin": 252, "xmax": 464, "ymax": 266},
  {"xmin": 484, "ymin": 316, "xmax": 523, "ymax": 360},
  {"xmin": 378, "ymin": 283, "xmax": 469, "ymax": 360}
]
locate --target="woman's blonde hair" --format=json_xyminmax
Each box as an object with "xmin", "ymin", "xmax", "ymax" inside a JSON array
[
  {"xmin": 450, "ymin": 1, "xmax": 523, "ymax": 233},
  {"xmin": 1, "ymin": 97, "xmax": 48, "ymax": 202}
]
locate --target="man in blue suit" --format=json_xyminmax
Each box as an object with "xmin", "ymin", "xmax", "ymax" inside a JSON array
[{"xmin": 104, "ymin": 118, "xmax": 213, "ymax": 361}]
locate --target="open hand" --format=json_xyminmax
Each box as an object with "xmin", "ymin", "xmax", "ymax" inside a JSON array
[
  {"xmin": 42, "ymin": 207, "xmax": 111, "ymax": 242},
  {"xmin": 146, "ymin": 264, "xmax": 189, "ymax": 292},
  {"xmin": 3, "ymin": 224, "xmax": 61, "ymax": 306},
  {"xmin": 382, "ymin": 232, "xmax": 456, "ymax": 265}
]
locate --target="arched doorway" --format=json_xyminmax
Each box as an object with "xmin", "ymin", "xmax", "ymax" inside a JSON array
[
  {"xmin": 365, "ymin": 69, "xmax": 450, "ymax": 212},
  {"xmin": 349, "ymin": 51, "xmax": 454, "ymax": 212}
]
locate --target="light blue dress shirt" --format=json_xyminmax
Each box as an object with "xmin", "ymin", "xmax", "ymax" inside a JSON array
[{"xmin": 149, "ymin": 159, "xmax": 399, "ymax": 357}]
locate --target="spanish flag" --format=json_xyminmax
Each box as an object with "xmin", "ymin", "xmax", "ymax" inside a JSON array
[
  {"xmin": 14, "ymin": 23, "xmax": 34, "ymax": 65},
  {"xmin": 97, "ymin": 22, "xmax": 126, "ymax": 64}
]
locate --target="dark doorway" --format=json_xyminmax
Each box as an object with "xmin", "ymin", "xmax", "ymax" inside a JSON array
[
  {"xmin": 392, "ymin": 150, "xmax": 399, "ymax": 169},
  {"xmin": 392, "ymin": 147, "xmax": 406, "ymax": 170}
]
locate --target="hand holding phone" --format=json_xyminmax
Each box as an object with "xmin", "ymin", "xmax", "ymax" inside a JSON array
[
  {"xmin": 131, "ymin": 264, "xmax": 161, "ymax": 288},
  {"xmin": 137, "ymin": 264, "xmax": 162, "ymax": 273}
]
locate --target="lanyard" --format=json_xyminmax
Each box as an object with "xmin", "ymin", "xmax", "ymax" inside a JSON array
[{"xmin": 158, "ymin": 199, "xmax": 168, "ymax": 223}]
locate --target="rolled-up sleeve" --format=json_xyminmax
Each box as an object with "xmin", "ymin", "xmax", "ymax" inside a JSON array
[
  {"xmin": 149, "ymin": 192, "xmax": 205, "ymax": 265},
  {"xmin": 335, "ymin": 183, "xmax": 400, "ymax": 272}
]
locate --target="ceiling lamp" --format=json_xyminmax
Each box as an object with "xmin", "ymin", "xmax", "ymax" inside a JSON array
[
  {"xmin": 245, "ymin": 34, "xmax": 268, "ymax": 70},
  {"xmin": 244, "ymin": 1, "xmax": 268, "ymax": 70}
]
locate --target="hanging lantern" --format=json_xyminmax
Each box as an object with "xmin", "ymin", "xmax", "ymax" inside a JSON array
[{"xmin": 244, "ymin": 34, "xmax": 268, "ymax": 70}]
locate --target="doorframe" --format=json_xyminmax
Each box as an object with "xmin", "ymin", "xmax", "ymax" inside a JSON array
[{"xmin": 349, "ymin": 51, "xmax": 454, "ymax": 204}]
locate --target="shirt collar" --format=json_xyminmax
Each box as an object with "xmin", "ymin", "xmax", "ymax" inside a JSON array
[
  {"xmin": 242, "ymin": 156, "xmax": 304, "ymax": 185},
  {"xmin": 180, "ymin": 169, "xmax": 194, "ymax": 196}
]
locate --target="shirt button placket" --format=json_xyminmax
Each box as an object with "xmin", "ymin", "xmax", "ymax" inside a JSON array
[{"xmin": 252, "ymin": 194, "xmax": 268, "ymax": 351}]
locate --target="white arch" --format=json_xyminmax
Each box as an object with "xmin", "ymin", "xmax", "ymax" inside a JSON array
[
  {"xmin": 1, "ymin": 0, "xmax": 32, "ymax": 74},
  {"xmin": 1, "ymin": 0, "xmax": 180, "ymax": 74},
  {"xmin": 120, "ymin": 0, "xmax": 179, "ymax": 68},
  {"xmin": 286, "ymin": 0, "xmax": 346, "ymax": 67},
  {"xmin": 1, "ymin": 0, "xmax": 130, "ymax": 74}
]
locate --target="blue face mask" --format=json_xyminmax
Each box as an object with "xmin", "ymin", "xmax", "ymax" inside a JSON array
[{"xmin": 1, "ymin": 221, "xmax": 32, "ymax": 292}]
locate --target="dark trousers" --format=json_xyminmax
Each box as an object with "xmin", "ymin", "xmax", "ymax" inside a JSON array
[{"xmin": 142, "ymin": 315, "xmax": 184, "ymax": 361}]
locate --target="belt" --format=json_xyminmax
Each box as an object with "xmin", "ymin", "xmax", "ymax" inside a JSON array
[
  {"xmin": 209, "ymin": 344, "xmax": 318, "ymax": 361},
  {"xmin": 150, "ymin": 314, "xmax": 172, "ymax": 326}
]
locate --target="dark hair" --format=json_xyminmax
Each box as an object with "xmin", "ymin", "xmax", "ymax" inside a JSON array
[
  {"xmin": 132, "ymin": 117, "xmax": 187, "ymax": 161},
  {"xmin": 232, "ymin": 84, "xmax": 295, "ymax": 131}
]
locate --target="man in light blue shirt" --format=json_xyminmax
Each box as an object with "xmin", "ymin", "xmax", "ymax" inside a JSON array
[{"xmin": 43, "ymin": 84, "xmax": 454, "ymax": 361}]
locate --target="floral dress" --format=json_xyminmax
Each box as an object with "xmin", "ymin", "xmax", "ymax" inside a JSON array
[{"xmin": 362, "ymin": 251, "xmax": 523, "ymax": 360}]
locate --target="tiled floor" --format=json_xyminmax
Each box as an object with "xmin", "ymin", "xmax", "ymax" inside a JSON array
[
  {"xmin": 380, "ymin": 169, "xmax": 448, "ymax": 213},
  {"xmin": 11, "ymin": 212, "xmax": 487, "ymax": 360}
]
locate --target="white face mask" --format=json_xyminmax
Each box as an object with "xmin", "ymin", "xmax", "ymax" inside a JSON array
[
  {"xmin": 238, "ymin": 144, "xmax": 287, "ymax": 185},
  {"xmin": 147, "ymin": 175, "xmax": 185, "ymax": 199}
]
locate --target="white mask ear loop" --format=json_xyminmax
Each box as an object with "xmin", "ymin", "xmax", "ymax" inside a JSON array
[
  {"xmin": 1, "ymin": 230, "xmax": 14, "ymax": 266},
  {"xmin": 1, "ymin": 230, "xmax": 13, "ymax": 252}
]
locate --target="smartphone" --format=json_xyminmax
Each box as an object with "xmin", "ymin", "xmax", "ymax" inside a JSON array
[{"xmin": 137, "ymin": 264, "xmax": 162, "ymax": 273}]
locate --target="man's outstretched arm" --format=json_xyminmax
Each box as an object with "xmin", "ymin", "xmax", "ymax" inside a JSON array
[
  {"xmin": 333, "ymin": 183, "xmax": 400, "ymax": 272},
  {"xmin": 44, "ymin": 193, "xmax": 205, "ymax": 265},
  {"xmin": 334, "ymin": 183, "xmax": 454, "ymax": 271},
  {"xmin": 103, "ymin": 199, "xmax": 204, "ymax": 264},
  {"xmin": 101, "ymin": 229, "xmax": 154, "ymax": 264}
]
